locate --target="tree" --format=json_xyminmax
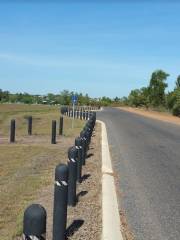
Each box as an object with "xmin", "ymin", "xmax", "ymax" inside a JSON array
[
  {"xmin": 114, "ymin": 97, "xmax": 120, "ymax": 102},
  {"xmin": 139, "ymin": 87, "xmax": 150, "ymax": 108},
  {"xmin": 170, "ymin": 76, "xmax": 180, "ymax": 116},
  {"xmin": 166, "ymin": 91, "xmax": 176, "ymax": 110},
  {"xmin": 0, "ymin": 90, "xmax": 10, "ymax": 102},
  {"xmin": 166, "ymin": 75, "xmax": 180, "ymax": 116},
  {"xmin": 172, "ymin": 88, "xmax": 180, "ymax": 116},
  {"xmin": 100, "ymin": 96, "xmax": 112, "ymax": 106},
  {"xmin": 128, "ymin": 89, "xmax": 142, "ymax": 107},
  {"xmin": 60, "ymin": 90, "xmax": 71, "ymax": 105},
  {"xmin": 128, "ymin": 88, "xmax": 150, "ymax": 107},
  {"xmin": 121, "ymin": 96, "xmax": 129, "ymax": 105},
  {"xmin": 148, "ymin": 70, "xmax": 169, "ymax": 106},
  {"xmin": 175, "ymin": 75, "xmax": 180, "ymax": 89}
]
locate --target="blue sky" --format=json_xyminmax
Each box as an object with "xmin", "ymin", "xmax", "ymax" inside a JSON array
[{"xmin": 0, "ymin": 1, "xmax": 180, "ymax": 98}]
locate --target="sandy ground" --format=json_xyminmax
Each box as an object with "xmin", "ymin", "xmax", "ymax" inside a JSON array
[
  {"xmin": 17, "ymin": 123, "xmax": 102, "ymax": 240},
  {"xmin": 117, "ymin": 107, "xmax": 180, "ymax": 125}
]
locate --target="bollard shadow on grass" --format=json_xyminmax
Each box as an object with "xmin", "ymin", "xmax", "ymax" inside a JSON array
[
  {"xmin": 77, "ymin": 190, "xmax": 88, "ymax": 202},
  {"xmin": 86, "ymin": 153, "xmax": 94, "ymax": 159},
  {"xmin": 66, "ymin": 219, "xmax": 84, "ymax": 239},
  {"xmin": 81, "ymin": 173, "xmax": 91, "ymax": 182}
]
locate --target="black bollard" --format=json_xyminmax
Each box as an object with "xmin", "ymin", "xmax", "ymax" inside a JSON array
[
  {"xmin": 27, "ymin": 116, "xmax": 32, "ymax": 135},
  {"xmin": 59, "ymin": 116, "xmax": 63, "ymax": 135},
  {"xmin": 23, "ymin": 204, "xmax": 46, "ymax": 240},
  {"xmin": 51, "ymin": 120, "xmax": 56, "ymax": 144},
  {"xmin": 77, "ymin": 110, "xmax": 79, "ymax": 119},
  {"xmin": 80, "ymin": 136, "xmax": 86, "ymax": 165},
  {"xmin": 83, "ymin": 111, "xmax": 86, "ymax": 120},
  {"xmin": 89, "ymin": 111, "xmax": 92, "ymax": 119},
  {"xmin": 85, "ymin": 111, "xmax": 88, "ymax": 120},
  {"xmin": 75, "ymin": 137, "xmax": 83, "ymax": 183},
  {"xmin": 80, "ymin": 110, "xmax": 82, "ymax": 120},
  {"xmin": 68, "ymin": 147, "xmax": 77, "ymax": 206},
  {"xmin": 53, "ymin": 164, "xmax": 68, "ymax": 240},
  {"xmin": 83, "ymin": 128, "xmax": 91, "ymax": 146},
  {"xmin": 10, "ymin": 119, "xmax": 15, "ymax": 143}
]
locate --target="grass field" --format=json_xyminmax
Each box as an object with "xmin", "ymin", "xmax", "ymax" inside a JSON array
[{"xmin": 0, "ymin": 104, "xmax": 85, "ymax": 239}]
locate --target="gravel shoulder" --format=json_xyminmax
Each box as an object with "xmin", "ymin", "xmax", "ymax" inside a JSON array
[{"xmin": 29, "ymin": 122, "xmax": 102, "ymax": 240}]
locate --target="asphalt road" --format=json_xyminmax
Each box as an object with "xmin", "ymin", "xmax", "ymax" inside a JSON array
[{"xmin": 97, "ymin": 108, "xmax": 180, "ymax": 240}]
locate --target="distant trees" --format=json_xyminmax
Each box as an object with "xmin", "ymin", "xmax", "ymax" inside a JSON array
[
  {"xmin": 119, "ymin": 69, "xmax": 180, "ymax": 116},
  {"xmin": 0, "ymin": 89, "xmax": 10, "ymax": 102},
  {"xmin": 99, "ymin": 96, "xmax": 112, "ymax": 106},
  {"xmin": 124, "ymin": 69, "xmax": 169, "ymax": 109},
  {"xmin": 0, "ymin": 89, "xmax": 101, "ymax": 106}
]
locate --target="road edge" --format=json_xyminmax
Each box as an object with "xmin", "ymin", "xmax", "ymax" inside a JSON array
[{"xmin": 97, "ymin": 120, "xmax": 123, "ymax": 240}]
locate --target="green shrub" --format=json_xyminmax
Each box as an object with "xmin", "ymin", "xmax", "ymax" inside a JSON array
[{"xmin": 172, "ymin": 103, "xmax": 180, "ymax": 116}]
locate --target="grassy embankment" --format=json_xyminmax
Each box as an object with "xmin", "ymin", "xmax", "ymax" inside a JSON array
[{"xmin": 0, "ymin": 104, "xmax": 85, "ymax": 240}]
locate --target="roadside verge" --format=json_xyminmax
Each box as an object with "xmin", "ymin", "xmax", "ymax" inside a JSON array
[
  {"xmin": 97, "ymin": 120, "xmax": 123, "ymax": 240},
  {"xmin": 117, "ymin": 107, "xmax": 180, "ymax": 126}
]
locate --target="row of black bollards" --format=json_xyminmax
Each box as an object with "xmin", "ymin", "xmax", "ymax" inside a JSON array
[
  {"xmin": 9, "ymin": 116, "xmax": 64, "ymax": 144},
  {"xmin": 62, "ymin": 107, "xmax": 93, "ymax": 121},
  {"xmin": 60, "ymin": 106, "xmax": 100, "ymax": 115},
  {"xmin": 23, "ymin": 111, "xmax": 96, "ymax": 240}
]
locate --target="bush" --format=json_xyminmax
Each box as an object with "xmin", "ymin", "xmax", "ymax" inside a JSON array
[{"xmin": 172, "ymin": 103, "xmax": 180, "ymax": 116}]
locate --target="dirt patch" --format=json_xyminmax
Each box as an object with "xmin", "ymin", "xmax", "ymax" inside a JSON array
[{"xmin": 117, "ymin": 107, "xmax": 180, "ymax": 125}]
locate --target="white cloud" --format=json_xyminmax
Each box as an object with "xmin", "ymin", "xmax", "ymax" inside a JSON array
[{"xmin": 0, "ymin": 52, "xmax": 143, "ymax": 72}]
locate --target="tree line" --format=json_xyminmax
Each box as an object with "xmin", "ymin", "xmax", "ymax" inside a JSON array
[
  {"xmin": 0, "ymin": 89, "xmax": 102, "ymax": 106},
  {"xmin": 119, "ymin": 70, "xmax": 180, "ymax": 116},
  {"xmin": 1, "ymin": 70, "xmax": 180, "ymax": 116}
]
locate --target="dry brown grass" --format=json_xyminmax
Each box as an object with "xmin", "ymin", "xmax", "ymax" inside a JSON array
[{"xmin": 0, "ymin": 104, "xmax": 85, "ymax": 240}]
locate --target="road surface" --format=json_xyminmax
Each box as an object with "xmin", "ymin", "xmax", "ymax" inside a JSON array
[{"xmin": 97, "ymin": 107, "xmax": 180, "ymax": 240}]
